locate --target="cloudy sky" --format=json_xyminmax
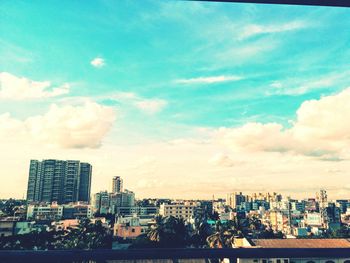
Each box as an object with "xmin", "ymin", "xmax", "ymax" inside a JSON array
[{"xmin": 1, "ymin": 1, "xmax": 350, "ymax": 200}]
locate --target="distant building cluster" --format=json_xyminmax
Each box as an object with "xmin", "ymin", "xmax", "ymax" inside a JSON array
[
  {"xmin": 224, "ymin": 189, "xmax": 346, "ymax": 237},
  {"xmin": 1, "ymin": 158, "xmax": 350, "ymax": 255}
]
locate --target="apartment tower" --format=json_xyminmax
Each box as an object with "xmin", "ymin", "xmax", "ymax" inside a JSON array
[
  {"xmin": 112, "ymin": 176, "xmax": 123, "ymax": 193},
  {"xmin": 26, "ymin": 159, "xmax": 92, "ymax": 204}
]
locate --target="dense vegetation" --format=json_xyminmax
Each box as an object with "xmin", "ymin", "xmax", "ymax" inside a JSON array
[
  {"xmin": 0, "ymin": 219, "xmax": 112, "ymax": 250},
  {"xmin": 130, "ymin": 215, "xmax": 284, "ymax": 249},
  {"xmin": 1, "ymin": 212, "xmax": 349, "ymax": 250}
]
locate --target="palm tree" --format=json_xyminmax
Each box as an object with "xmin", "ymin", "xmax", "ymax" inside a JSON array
[
  {"xmin": 190, "ymin": 220, "xmax": 212, "ymax": 248},
  {"xmin": 148, "ymin": 226, "xmax": 163, "ymax": 243},
  {"xmin": 206, "ymin": 221, "xmax": 235, "ymax": 249},
  {"xmin": 147, "ymin": 215, "xmax": 164, "ymax": 243},
  {"xmin": 206, "ymin": 232, "xmax": 225, "ymax": 248},
  {"xmin": 248, "ymin": 216, "xmax": 262, "ymax": 231},
  {"xmin": 145, "ymin": 216, "xmax": 189, "ymax": 248},
  {"xmin": 206, "ymin": 222, "xmax": 237, "ymax": 263}
]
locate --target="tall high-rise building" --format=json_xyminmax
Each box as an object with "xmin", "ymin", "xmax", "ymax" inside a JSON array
[
  {"xmin": 26, "ymin": 159, "xmax": 92, "ymax": 204},
  {"xmin": 226, "ymin": 192, "xmax": 246, "ymax": 209},
  {"xmin": 112, "ymin": 176, "xmax": 123, "ymax": 193},
  {"xmin": 78, "ymin": 163, "xmax": 92, "ymax": 202}
]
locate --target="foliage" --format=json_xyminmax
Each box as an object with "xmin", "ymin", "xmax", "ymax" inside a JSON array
[
  {"xmin": 131, "ymin": 216, "xmax": 189, "ymax": 248},
  {"xmin": 0, "ymin": 199, "xmax": 26, "ymax": 217},
  {"xmin": 206, "ymin": 221, "xmax": 241, "ymax": 248},
  {"xmin": 189, "ymin": 219, "xmax": 213, "ymax": 248},
  {"xmin": 0, "ymin": 218, "xmax": 112, "ymax": 250}
]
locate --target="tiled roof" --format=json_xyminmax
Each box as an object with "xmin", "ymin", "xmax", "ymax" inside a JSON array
[{"xmin": 251, "ymin": 239, "xmax": 350, "ymax": 248}]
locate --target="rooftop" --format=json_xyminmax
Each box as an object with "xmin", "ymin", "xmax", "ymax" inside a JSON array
[{"xmin": 251, "ymin": 238, "xmax": 350, "ymax": 248}]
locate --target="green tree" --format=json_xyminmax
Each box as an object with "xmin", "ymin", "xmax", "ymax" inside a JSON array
[
  {"xmin": 56, "ymin": 218, "xmax": 112, "ymax": 249},
  {"xmin": 206, "ymin": 221, "xmax": 236, "ymax": 248},
  {"xmin": 133, "ymin": 216, "xmax": 189, "ymax": 248}
]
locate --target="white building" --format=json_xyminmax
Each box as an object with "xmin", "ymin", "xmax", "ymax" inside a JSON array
[
  {"xmin": 305, "ymin": 212, "xmax": 323, "ymax": 227},
  {"xmin": 159, "ymin": 202, "xmax": 197, "ymax": 220},
  {"xmin": 27, "ymin": 203, "xmax": 64, "ymax": 220},
  {"xmin": 27, "ymin": 203, "xmax": 92, "ymax": 220}
]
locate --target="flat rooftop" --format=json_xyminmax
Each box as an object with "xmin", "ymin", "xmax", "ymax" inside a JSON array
[{"xmin": 251, "ymin": 239, "xmax": 350, "ymax": 248}]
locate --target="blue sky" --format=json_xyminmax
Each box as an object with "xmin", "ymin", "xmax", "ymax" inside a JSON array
[{"xmin": 1, "ymin": 1, "xmax": 350, "ymax": 198}]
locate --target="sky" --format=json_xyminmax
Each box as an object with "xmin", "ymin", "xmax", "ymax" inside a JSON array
[{"xmin": 1, "ymin": 0, "xmax": 350, "ymax": 200}]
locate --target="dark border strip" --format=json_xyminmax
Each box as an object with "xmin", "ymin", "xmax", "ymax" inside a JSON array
[
  {"xmin": 188, "ymin": 0, "xmax": 350, "ymax": 7},
  {"xmin": 1, "ymin": 248, "xmax": 350, "ymax": 263}
]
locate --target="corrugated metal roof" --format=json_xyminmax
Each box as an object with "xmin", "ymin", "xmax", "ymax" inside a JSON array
[{"xmin": 252, "ymin": 239, "xmax": 350, "ymax": 248}]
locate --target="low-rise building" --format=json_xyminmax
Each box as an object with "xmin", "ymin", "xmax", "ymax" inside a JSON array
[
  {"xmin": 235, "ymin": 238, "xmax": 350, "ymax": 263},
  {"xmin": 305, "ymin": 212, "xmax": 323, "ymax": 227},
  {"xmin": 269, "ymin": 210, "xmax": 290, "ymax": 233},
  {"xmin": 0, "ymin": 220, "xmax": 16, "ymax": 237},
  {"xmin": 114, "ymin": 206, "xmax": 158, "ymax": 216},
  {"xmin": 14, "ymin": 221, "xmax": 46, "ymax": 235},
  {"xmin": 292, "ymin": 227, "xmax": 308, "ymax": 237},
  {"xmin": 159, "ymin": 202, "xmax": 198, "ymax": 220},
  {"xmin": 27, "ymin": 203, "xmax": 64, "ymax": 221},
  {"xmin": 113, "ymin": 215, "xmax": 151, "ymax": 239},
  {"xmin": 27, "ymin": 203, "xmax": 92, "ymax": 221},
  {"xmin": 51, "ymin": 219, "xmax": 80, "ymax": 231}
]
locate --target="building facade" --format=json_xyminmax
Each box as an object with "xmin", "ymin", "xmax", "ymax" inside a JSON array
[
  {"xmin": 159, "ymin": 202, "xmax": 197, "ymax": 220},
  {"xmin": 26, "ymin": 203, "xmax": 92, "ymax": 220},
  {"xmin": 93, "ymin": 191, "xmax": 111, "ymax": 214},
  {"xmin": 226, "ymin": 192, "xmax": 246, "ymax": 210},
  {"xmin": 112, "ymin": 176, "xmax": 123, "ymax": 193},
  {"xmin": 110, "ymin": 190, "xmax": 135, "ymax": 214},
  {"xmin": 26, "ymin": 159, "xmax": 92, "ymax": 204}
]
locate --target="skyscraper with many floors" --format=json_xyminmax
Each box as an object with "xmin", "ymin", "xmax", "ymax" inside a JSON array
[
  {"xmin": 112, "ymin": 176, "xmax": 123, "ymax": 193},
  {"xmin": 26, "ymin": 159, "xmax": 92, "ymax": 204}
]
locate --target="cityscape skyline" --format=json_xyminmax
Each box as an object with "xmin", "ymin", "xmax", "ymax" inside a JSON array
[{"xmin": 1, "ymin": 1, "xmax": 350, "ymax": 199}]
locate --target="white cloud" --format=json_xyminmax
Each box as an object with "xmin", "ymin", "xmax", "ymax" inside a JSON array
[
  {"xmin": 209, "ymin": 153, "xmax": 239, "ymax": 167},
  {"xmin": 110, "ymin": 91, "xmax": 137, "ymax": 100},
  {"xmin": 216, "ymin": 122, "xmax": 292, "ymax": 153},
  {"xmin": 134, "ymin": 99, "xmax": 167, "ymax": 114},
  {"xmin": 267, "ymin": 71, "xmax": 350, "ymax": 96},
  {"xmin": 216, "ymin": 88, "xmax": 350, "ymax": 159},
  {"xmin": 175, "ymin": 75, "xmax": 242, "ymax": 85},
  {"xmin": 0, "ymin": 101, "xmax": 116, "ymax": 148},
  {"xmin": 0, "ymin": 113, "xmax": 25, "ymax": 137},
  {"xmin": 0, "ymin": 72, "xmax": 69, "ymax": 100},
  {"xmin": 90, "ymin": 57, "xmax": 105, "ymax": 68},
  {"xmin": 239, "ymin": 21, "xmax": 306, "ymax": 40},
  {"xmin": 216, "ymin": 38, "xmax": 277, "ymax": 64},
  {"xmin": 110, "ymin": 91, "xmax": 167, "ymax": 115},
  {"xmin": 270, "ymin": 81, "xmax": 282, "ymax": 89}
]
